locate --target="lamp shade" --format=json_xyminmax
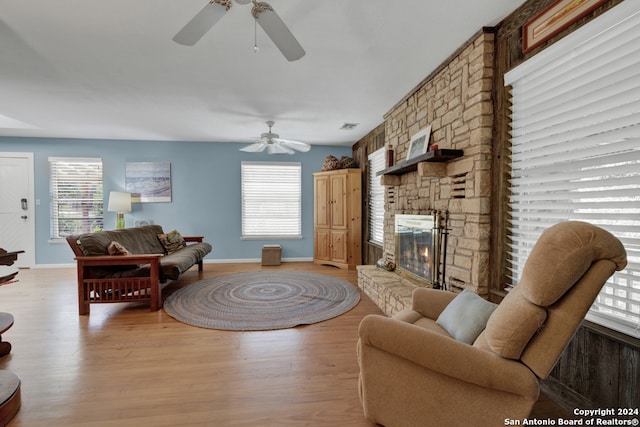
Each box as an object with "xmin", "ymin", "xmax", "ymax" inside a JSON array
[{"xmin": 107, "ymin": 191, "xmax": 132, "ymax": 213}]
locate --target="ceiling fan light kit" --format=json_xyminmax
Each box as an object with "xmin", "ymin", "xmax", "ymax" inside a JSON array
[
  {"xmin": 239, "ymin": 121, "xmax": 311, "ymax": 155},
  {"xmin": 174, "ymin": 0, "xmax": 305, "ymax": 61}
]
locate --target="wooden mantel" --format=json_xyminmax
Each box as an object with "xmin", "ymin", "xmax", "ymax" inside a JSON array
[{"xmin": 377, "ymin": 149, "xmax": 463, "ymax": 176}]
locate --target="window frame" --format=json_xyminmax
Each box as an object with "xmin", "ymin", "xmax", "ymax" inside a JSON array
[
  {"xmin": 240, "ymin": 161, "xmax": 303, "ymax": 240},
  {"xmin": 367, "ymin": 147, "xmax": 386, "ymax": 246},
  {"xmin": 49, "ymin": 157, "xmax": 104, "ymax": 240}
]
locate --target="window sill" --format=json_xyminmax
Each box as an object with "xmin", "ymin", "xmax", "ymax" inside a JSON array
[{"xmin": 582, "ymin": 320, "xmax": 640, "ymax": 349}]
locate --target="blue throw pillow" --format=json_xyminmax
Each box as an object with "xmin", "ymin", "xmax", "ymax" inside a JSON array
[{"xmin": 436, "ymin": 290, "xmax": 498, "ymax": 344}]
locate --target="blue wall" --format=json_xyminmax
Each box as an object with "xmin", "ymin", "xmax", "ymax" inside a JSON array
[{"xmin": 0, "ymin": 137, "xmax": 353, "ymax": 265}]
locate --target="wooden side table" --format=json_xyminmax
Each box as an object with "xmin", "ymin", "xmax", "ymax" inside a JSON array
[
  {"xmin": 0, "ymin": 249, "xmax": 22, "ymax": 357},
  {"xmin": 0, "ymin": 314, "xmax": 13, "ymax": 358},
  {"xmin": 0, "ymin": 371, "xmax": 20, "ymax": 427},
  {"xmin": 0, "ymin": 248, "xmax": 22, "ymax": 425}
]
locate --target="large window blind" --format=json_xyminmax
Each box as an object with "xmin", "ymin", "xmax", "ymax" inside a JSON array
[
  {"xmin": 504, "ymin": 1, "xmax": 640, "ymax": 338},
  {"xmin": 241, "ymin": 161, "xmax": 302, "ymax": 239},
  {"xmin": 49, "ymin": 157, "xmax": 103, "ymax": 239},
  {"xmin": 368, "ymin": 147, "xmax": 386, "ymax": 245}
]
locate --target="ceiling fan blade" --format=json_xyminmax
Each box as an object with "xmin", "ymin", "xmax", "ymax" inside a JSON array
[
  {"xmin": 267, "ymin": 143, "xmax": 295, "ymax": 155},
  {"xmin": 252, "ymin": 2, "xmax": 305, "ymax": 61},
  {"xmin": 239, "ymin": 142, "xmax": 267, "ymax": 152},
  {"xmin": 173, "ymin": 1, "xmax": 230, "ymax": 46},
  {"xmin": 278, "ymin": 139, "xmax": 311, "ymax": 152}
]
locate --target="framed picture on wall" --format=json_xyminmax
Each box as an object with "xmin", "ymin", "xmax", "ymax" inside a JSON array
[
  {"xmin": 406, "ymin": 125, "xmax": 432, "ymax": 161},
  {"xmin": 125, "ymin": 162, "xmax": 172, "ymax": 203},
  {"xmin": 522, "ymin": 0, "xmax": 608, "ymax": 53}
]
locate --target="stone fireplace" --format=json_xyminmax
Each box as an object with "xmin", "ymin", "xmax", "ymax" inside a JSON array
[{"xmin": 357, "ymin": 29, "xmax": 495, "ymax": 316}]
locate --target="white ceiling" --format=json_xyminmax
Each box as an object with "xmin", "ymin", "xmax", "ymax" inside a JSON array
[{"xmin": 0, "ymin": 0, "xmax": 525, "ymax": 147}]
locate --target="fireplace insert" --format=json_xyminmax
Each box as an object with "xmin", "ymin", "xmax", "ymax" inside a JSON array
[{"xmin": 394, "ymin": 214, "xmax": 440, "ymax": 286}]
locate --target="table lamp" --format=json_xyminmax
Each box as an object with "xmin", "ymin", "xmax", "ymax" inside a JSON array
[{"xmin": 107, "ymin": 191, "xmax": 132, "ymax": 229}]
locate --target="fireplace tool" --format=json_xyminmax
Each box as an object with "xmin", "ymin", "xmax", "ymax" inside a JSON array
[
  {"xmin": 431, "ymin": 210, "xmax": 441, "ymax": 289},
  {"xmin": 440, "ymin": 211, "xmax": 449, "ymax": 291}
]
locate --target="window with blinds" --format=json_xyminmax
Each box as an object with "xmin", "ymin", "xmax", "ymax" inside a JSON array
[
  {"xmin": 368, "ymin": 147, "xmax": 386, "ymax": 245},
  {"xmin": 504, "ymin": 1, "xmax": 640, "ymax": 338},
  {"xmin": 49, "ymin": 157, "xmax": 103, "ymax": 239},
  {"xmin": 241, "ymin": 161, "xmax": 302, "ymax": 239}
]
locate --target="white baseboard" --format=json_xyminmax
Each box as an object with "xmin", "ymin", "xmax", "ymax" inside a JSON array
[
  {"xmin": 31, "ymin": 263, "xmax": 76, "ymax": 269},
  {"xmin": 203, "ymin": 257, "xmax": 313, "ymax": 264}
]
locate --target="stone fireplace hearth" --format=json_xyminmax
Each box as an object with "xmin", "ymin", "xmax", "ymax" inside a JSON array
[{"xmin": 357, "ymin": 29, "xmax": 494, "ymax": 316}]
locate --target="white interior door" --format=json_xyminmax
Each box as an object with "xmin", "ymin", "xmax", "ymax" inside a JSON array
[{"xmin": 0, "ymin": 152, "xmax": 35, "ymax": 268}]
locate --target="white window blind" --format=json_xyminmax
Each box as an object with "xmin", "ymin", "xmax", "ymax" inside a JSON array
[
  {"xmin": 504, "ymin": 1, "xmax": 640, "ymax": 338},
  {"xmin": 368, "ymin": 147, "xmax": 386, "ymax": 245},
  {"xmin": 241, "ymin": 161, "xmax": 302, "ymax": 239},
  {"xmin": 49, "ymin": 157, "xmax": 103, "ymax": 239}
]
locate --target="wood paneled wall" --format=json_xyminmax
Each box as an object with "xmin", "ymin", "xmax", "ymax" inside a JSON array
[{"xmin": 352, "ymin": 123, "xmax": 385, "ymax": 265}]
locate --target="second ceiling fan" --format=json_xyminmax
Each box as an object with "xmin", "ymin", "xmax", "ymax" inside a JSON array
[
  {"xmin": 173, "ymin": 0, "xmax": 305, "ymax": 61},
  {"xmin": 239, "ymin": 121, "xmax": 311, "ymax": 155}
]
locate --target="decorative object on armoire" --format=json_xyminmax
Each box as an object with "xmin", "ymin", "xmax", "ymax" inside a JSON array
[
  {"xmin": 338, "ymin": 156, "xmax": 357, "ymax": 169},
  {"xmin": 107, "ymin": 191, "xmax": 132, "ymax": 230},
  {"xmin": 163, "ymin": 271, "xmax": 360, "ymax": 330},
  {"xmin": 313, "ymin": 169, "xmax": 362, "ymax": 269},
  {"xmin": 321, "ymin": 155, "xmax": 339, "ymax": 171}
]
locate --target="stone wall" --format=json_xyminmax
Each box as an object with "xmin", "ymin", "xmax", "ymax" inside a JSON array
[{"xmin": 381, "ymin": 29, "xmax": 495, "ymax": 296}]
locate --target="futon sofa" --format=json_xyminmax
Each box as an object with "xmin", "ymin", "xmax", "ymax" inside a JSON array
[{"xmin": 67, "ymin": 225, "xmax": 212, "ymax": 314}]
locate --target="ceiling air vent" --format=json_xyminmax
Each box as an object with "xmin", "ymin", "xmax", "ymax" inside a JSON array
[{"xmin": 340, "ymin": 123, "xmax": 359, "ymax": 130}]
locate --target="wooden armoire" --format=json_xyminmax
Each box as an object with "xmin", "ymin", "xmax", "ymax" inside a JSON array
[{"xmin": 313, "ymin": 168, "xmax": 362, "ymax": 269}]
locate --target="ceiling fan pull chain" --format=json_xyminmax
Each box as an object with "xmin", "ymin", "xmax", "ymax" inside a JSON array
[{"xmin": 254, "ymin": 16, "xmax": 259, "ymax": 53}]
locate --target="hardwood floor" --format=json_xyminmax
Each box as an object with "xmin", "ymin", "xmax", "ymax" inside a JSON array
[{"xmin": 0, "ymin": 262, "xmax": 571, "ymax": 426}]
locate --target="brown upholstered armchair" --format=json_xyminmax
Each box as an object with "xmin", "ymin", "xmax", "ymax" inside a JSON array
[{"xmin": 357, "ymin": 221, "xmax": 627, "ymax": 427}]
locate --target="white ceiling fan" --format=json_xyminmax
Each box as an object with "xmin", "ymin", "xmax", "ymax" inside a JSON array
[
  {"xmin": 173, "ymin": 0, "xmax": 305, "ymax": 62},
  {"xmin": 239, "ymin": 121, "xmax": 311, "ymax": 154}
]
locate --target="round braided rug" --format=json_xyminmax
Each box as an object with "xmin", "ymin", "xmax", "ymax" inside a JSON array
[{"xmin": 163, "ymin": 271, "xmax": 361, "ymax": 330}]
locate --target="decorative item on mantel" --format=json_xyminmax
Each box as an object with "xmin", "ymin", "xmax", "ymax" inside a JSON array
[
  {"xmin": 386, "ymin": 144, "xmax": 394, "ymax": 168},
  {"xmin": 407, "ymin": 125, "xmax": 432, "ymax": 161}
]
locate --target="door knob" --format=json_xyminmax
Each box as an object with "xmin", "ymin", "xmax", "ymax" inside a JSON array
[{"xmin": 21, "ymin": 216, "xmax": 27, "ymax": 219}]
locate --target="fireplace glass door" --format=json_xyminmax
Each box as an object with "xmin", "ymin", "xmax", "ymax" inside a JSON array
[{"xmin": 394, "ymin": 214, "xmax": 438, "ymax": 284}]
